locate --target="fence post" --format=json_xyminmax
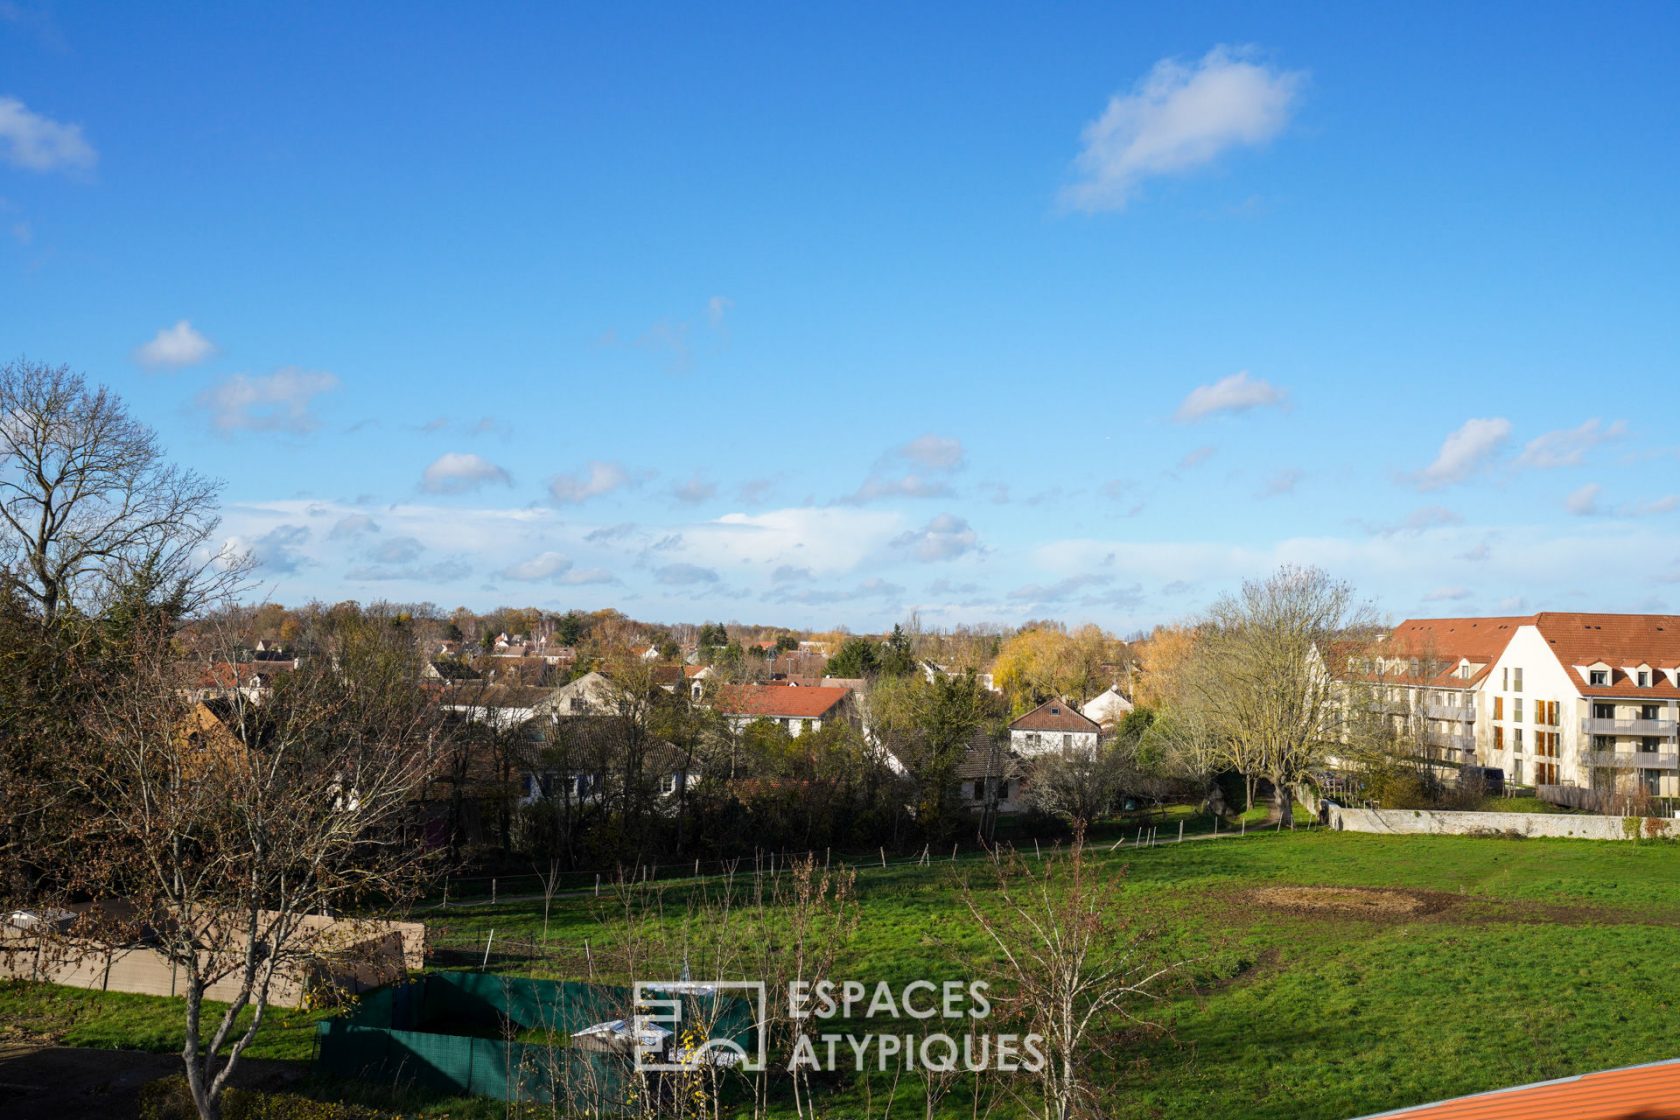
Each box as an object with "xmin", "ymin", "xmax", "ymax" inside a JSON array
[
  {"xmin": 491, "ymin": 878, "xmax": 497, "ymax": 905},
  {"xmin": 880, "ymin": 847, "xmax": 886, "ymax": 869},
  {"xmin": 481, "ymin": 929, "xmax": 495, "ymax": 970},
  {"xmin": 1178, "ymin": 821, "xmax": 1184, "ymax": 844},
  {"xmin": 950, "ymin": 843, "xmax": 957, "ymax": 862},
  {"xmin": 441, "ymin": 878, "xmax": 449, "ymax": 909},
  {"xmin": 1033, "ymin": 838, "xmax": 1040, "ymax": 859},
  {"xmin": 594, "ymin": 874, "xmax": 600, "ymax": 897},
  {"xmin": 1241, "ymin": 817, "xmax": 1247, "ymax": 836}
]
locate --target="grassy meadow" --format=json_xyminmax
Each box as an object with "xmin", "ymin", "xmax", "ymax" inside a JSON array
[{"xmin": 6, "ymin": 828, "xmax": 1678, "ymax": 1118}]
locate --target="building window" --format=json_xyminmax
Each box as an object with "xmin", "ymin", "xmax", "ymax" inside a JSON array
[
  {"xmin": 1512, "ymin": 758, "xmax": 1524, "ymax": 785},
  {"xmin": 1639, "ymin": 670, "xmax": 1651, "ymax": 687},
  {"xmin": 1594, "ymin": 702, "xmax": 1614, "ymax": 720},
  {"xmin": 972, "ymin": 780, "xmax": 985, "ymax": 801},
  {"xmin": 1642, "ymin": 770, "xmax": 1662, "ymax": 796},
  {"xmin": 661, "ymin": 773, "xmax": 678, "ymax": 795},
  {"xmin": 1502, "ymin": 667, "xmax": 1509, "ymax": 690},
  {"xmin": 1514, "ymin": 698, "xmax": 1524, "ymax": 723},
  {"xmin": 1494, "ymin": 726, "xmax": 1504, "ymax": 750},
  {"xmin": 997, "ymin": 780, "xmax": 1010, "ymax": 800},
  {"xmin": 1514, "ymin": 728, "xmax": 1524, "ymax": 752},
  {"xmin": 1590, "ymin": 669, "xmax": 1608, "ymax": 686},
  {"xmin": 1493, "ymin": 696, "xmax": 1504, "ymax": 720},
  {"xmin": 1513, "ymin": 667, "xmax": 1523, "ymax": 692},
  {"xmin": 1063, "ymin": 733, "xmax": 1072, "ymax": 750},
  {"xmin": 1593, "ymin": 735, "xmax": 1614, "ymax": 752},
  {"xmin": 1641, "ymin": 737, "xmax": 1660, "ymax": 754}
]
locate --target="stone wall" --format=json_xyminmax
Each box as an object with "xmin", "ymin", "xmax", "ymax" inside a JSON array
[{"xmin": 1324, "ymin": 802, "xmax": 1676, "ymax": 841}]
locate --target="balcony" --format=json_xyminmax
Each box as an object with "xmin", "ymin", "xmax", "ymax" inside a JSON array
[
  {"xmin": 1585, "ymin": 750, "xmax": 1679, "ymax": 770},
  {"xmin": 1424, "ymin": 728, "xmax": 1474, "ymax": 752},
  {"xmin": 1423, "ymin": 702, "xmax": 1476, "ymax": 722},
  {"xmin": 1579, "ymin": 717, "xmax": 1678, "ymax": 737}
]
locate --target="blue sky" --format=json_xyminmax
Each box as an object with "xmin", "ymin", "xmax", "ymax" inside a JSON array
[{"xmin": 4, "ymin": 2, "xmax": 1679, "ymax": 633}]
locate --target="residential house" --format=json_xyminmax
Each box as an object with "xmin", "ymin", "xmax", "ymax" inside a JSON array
[
  {"xmin": 1008, "ymin": 699, "xmax": 1100, "ymax": 757},
  {"xmin": 714, "ymin": 683, "xmax": 856, "ymax": 737},
  {"xmin": 1371, "ymin": 613, "xmax": 1680, "ymax": 800},
  {"xmin": 1080, "ymin": 686, "xmax": 1134, "ymax": 728}
]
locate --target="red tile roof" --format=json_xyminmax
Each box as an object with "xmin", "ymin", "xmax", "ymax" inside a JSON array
[
  {"xmin": 717, "ymin": 683, "xmax": 851, "ymax": 720},
  {"xmin": 1009, "ymin": 699, "xmax": 1100, "ymax": 734},
  {"xmin": 1355, "ymin": 1058, "xmax": 1680, "ymax": 1119},
  {"xmin": 1533, "ymin": 612, "xmax": 1680, "ymax": 697},
  {"xmin": 1380, "ymin": 616, "xmax": 1532, "ymax": 686}
]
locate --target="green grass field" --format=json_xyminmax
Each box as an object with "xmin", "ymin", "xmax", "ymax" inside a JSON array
[{"xmin": 7, "ymin": 828, "xmax": 1679, "ymax": 1119}]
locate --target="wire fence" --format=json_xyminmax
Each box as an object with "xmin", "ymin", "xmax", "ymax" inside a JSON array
[{"xmin": 422, "ymin": 805, "xmax": 1323, "ymax": 913}]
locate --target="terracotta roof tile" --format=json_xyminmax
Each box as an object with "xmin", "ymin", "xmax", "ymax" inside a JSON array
[
  {"xmin": 1009, "ymin": 699, "xmax": 1100, "ymax": 733},
  {"xmin": 717, "ymin": 683, "xmax": 852, "ymax": 720},
  {"xmin": 1534, "ymin": 612, "xmax": 1680, "ymax": 697},
  {"xmin": 1355, "ymin": 1058, "xmax": 1680, "ymax": 1119}
]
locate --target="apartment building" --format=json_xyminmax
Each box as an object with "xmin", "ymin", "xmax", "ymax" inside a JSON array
[{"xmin": 1377, "ymin": 613, "xmax": 1680, "ymax": 799}]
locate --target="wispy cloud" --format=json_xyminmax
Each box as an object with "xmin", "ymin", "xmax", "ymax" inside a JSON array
[
  {"xmin": 1174, "ymin": 371, "xmax": 1285, "ymax": 422},
  {"xmin": 328, "ymin": 513, "xmax": 379, "ymax": 540},
  {"xmin": 706, "ymin": 295, "xmax": 732, "ymax": 328},
  {"xmin": 421, "ymin": 452, "xmax": 512, "ymax": 494},
  {"xmin": 1565, "ymin": 483, "xmax": 1602, "ymax": 516},
  {"xmin": 1365, "ymin": 505, "xmax": 1463, "ymax": 537},
  {"xmin": 502, "ymin": 551, "xmax": 573, "ymax": 581},
  {"xmin": 893, "ymin": 434, "xmax": 966, "ymax": 471},
  {"xmin": 1061, "ymin": 45, "xmax": 1304, "ymax": 212},
  {"xmin": 891, "ymin": 513, "xmax": 981, "ymax": 562},
  {"xmin": 197, "ymin": 368, "xmax": 339, "ymax": 434},
  {"xmin": 239, "ymin": 524, "xmax": 311, "ymax": 575},
  {"xmin": 1516, "ymin": 419, "xmax": 1627, "ymax": 469},
  {"xmin": 134, "ymin": 320, "xmax": 214, "ymax": 369},
  {"xmin": 549, "ymin": 461, "xmax": 637, "ymax": 504},
  {"xmin": 656, "ymin": 562, "xmax": 719, "ymax": 586},
  {"xmin": 1178, "ymin": 445, "xmax": 1216, "ymax": 470},
  {"xmin": 1412, "ymin": 417, "xmax": 1511, "ymax": 491},
  {"xmin": 842, "ymin": 473, "xmax": 953, "ymax": 504},
  {"xmin": 1423, "ymin": 586, "xmax": 1472, "ymax": 602},
  {"xmin": 0, "ymin": 95, "xmax": 96, "ymax": 174},
  {"xmin": 671, "ymin": 475, "xmax": 717, "ymax": 505},
  {"xmin": 1258, "ymin": 468, "xmax": 1301, "ymax": 498}
]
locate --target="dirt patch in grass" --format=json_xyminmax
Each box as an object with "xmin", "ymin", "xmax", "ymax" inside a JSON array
[{"xmin": 1247, "ymin": 886, "xmax": 1458, "ymax": 919}]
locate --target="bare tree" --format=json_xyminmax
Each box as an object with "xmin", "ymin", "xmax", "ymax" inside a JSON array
[
  {"xmin": 1188, "ymin": 566, "xmax": 1380, "ymax": 823},
  {"xmin": 70, "ymin": 612, "xmax": 442, "ymax": 1120},
  {"xmin": 1025, "ymin": 744, "xmax": 1124, "ymax": 827},
  {"xmin": 961, "ymin": 832, "xmax": 1182, "ymax": 1120},
  {"xmin": 0, "ymin": 360, "xmax": 237, "ymax": 625}
]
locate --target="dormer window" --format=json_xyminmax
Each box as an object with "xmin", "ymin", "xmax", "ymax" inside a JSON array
[
  {"xmin": 1638, "ymin": 670, "xmax": 1651, "ymax": 688},
  {"xmin": 1590, "ymin": 669, "xmax": 1608, "ymax": 686}
]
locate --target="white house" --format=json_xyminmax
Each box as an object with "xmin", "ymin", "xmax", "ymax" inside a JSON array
[
  {"xmin": 1080, "ymin": 686, "xmax": 1134, "ymax": 728},
  {"xmin": 1372, "ymin": 613, "xmax": 1680, "ymax": 800},
  {"xmin": 1008, "ymin": 699, "xmax": 1100, "ymax": 758}
]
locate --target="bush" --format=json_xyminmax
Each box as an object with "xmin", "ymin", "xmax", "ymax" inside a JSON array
[{"xmin": 140, "ymin": 1076, "xmax": 397, "ymax": 1120}]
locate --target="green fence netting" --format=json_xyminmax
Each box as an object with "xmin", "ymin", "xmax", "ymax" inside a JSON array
[{"xmin": 316, "ymin": 970, "xmax": 757, "ymax": 1107}]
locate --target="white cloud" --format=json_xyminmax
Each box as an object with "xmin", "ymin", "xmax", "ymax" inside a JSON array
[
  {"xmin": 502, "ymin": 551, "xmax": 574, "ymax": 581},
  {"xmin": 422, "ymin": 452, "xmax": 512, "ymax": 494},
  {"xmin": 1178, "ymin": 445, "xmax": 1216, "ymax": 470},
  {"xmin": 368, "ymin": 536, "xmax": 424, "ymax": 564},
  {"xmin": 0, "ymin": 96, "xmax": 96, "ymax": 174},
  {"xmin": 197, "ymin": 368, "xmax": 339, "ymax": 434},
  {"xmin": 1423, "ymin": 586, "xmax": 1472, "ymax": 602},
  {"xmin": 671, "ymin": 475, "xmax": 717, "ymax": 505},
  {"xmin": 239, "ymin": 524, "xmax": 311, "ymax": 575},
  {"xmin": 549, "ymin": 461, "xmax": 635, "ymax": 504},
  {"xmin": 1062, "ymin": 45, "xmax": 1304, "ymax": 212},
  {"xmin": 1516, "ymin": 419, "xmax": 1627, "ymax": 469},
  {"xmin": 1565, "ymin": 483, "xmax": 1602, "ymax": 516},
  {"xmin": 328, "ymin": 513, "xmax": 379, "ymax": 540},
  {"xmin": 706, "ymin": 295, "xmax": 733, "ymax": 328},
  {"xmin": 656, "ymin": 562, "xmax": 719, "ymax": 586},
  {"xmin": 684, "ymin": 507, "xmax": 904, "ymax": 575},
  {"xmin": 895, "ymin": 434, "xmax": 966, "ymax": 471},
  {"xmin": 1412, "ymin": 417, "xmax": 1511, "ymax": 490},
  {"xmin": 134, "ymin": 320, "xmax": 214, "ymax": 369},
  {"xmin": 1174, "ymin": 371, "xmax": 1285, "ymax": 422},
  {"xmin": 1366, "ymin": 505, "xmax": 1463, "ymax": 537},
  {"xmin": 843, "ymin": 475, "xmax": 953, "ymax": 504},
  {"xmin": 892, "ymin": 513, "xmax": 981, "ymax": 562}
]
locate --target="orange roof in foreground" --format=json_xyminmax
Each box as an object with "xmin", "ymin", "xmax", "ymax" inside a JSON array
[{"xmin": 1355, "ymin": 1058, "xmax": 1680, "ymax": 1119}]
